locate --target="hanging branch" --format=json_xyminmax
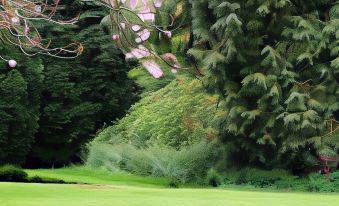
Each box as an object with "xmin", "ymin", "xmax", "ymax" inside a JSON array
[
  {"xmin": 98, "ymin": 0, "xmax": 187, "ymax": 78},
  {"xmin": 0, "ymin": 0, "xmax": 83, "ymax": 67}
]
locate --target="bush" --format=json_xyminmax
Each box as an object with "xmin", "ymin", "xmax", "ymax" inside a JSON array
[
  {"xmin": 0, "ymin": 164, "xmax": 28, "ymax": 182},
  {"xmin": 28, "ymin": 176, "xmax": 66, "ymax": 184},
  {"xmin": 235, "ymin": 169, "xmax": 249, "ymax": 185},
  {"xmin": 308, "ymin": 172, "xmax": 339, "ymax": 192},
  {"xmin": 168, "ymin": 179, "xmax": 180, "ymax": 188},
  {"xmin": 87, "ymin": 141, "xmax": 220, "ymax": 183},
  {"xmin": 206, "ymin": 168, "xmax": 222, "ymax": 187},
  {"xmin": 227, "ymin": 168, "xmax": 295, "ymax": 188}
]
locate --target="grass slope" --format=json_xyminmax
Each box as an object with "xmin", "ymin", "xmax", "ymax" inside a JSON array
[{"xmin": 1, "ymin": 182, "xmax": 339, "ymax": 206}]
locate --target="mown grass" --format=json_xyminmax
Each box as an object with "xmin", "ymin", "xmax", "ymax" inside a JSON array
[
  {"xmin": 0, "ymin": 167, "xmax": 338, "ymax": 206},
  {"xmin": 1, "ymin": 182, "xmax": 339, "ymax": 206},
  {"xmin": 25, "ymin": 166, "xmax": 170, "ymax": 187}
]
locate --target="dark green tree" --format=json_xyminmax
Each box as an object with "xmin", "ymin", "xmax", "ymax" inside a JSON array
[
  {"xmin": 26, "ymin": 2, "xmax": 138, "ymax": 167},
  {"xmin": 188, "ymin": 0, "xmax": 339, "ymax": 169},
  {"xmin": 0, "ymin": 44, "xmax": 43, "ymax": 165}
]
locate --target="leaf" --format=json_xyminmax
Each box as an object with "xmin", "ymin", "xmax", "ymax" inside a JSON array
[
  {"xmin": 242, "ymin": 73, "xmax": 267, "ymax": 90},
  {"xmin": 203, "ymin": 51, "xmax": 226, "ymax": 69},
  {"xmin": 331, "ymin": 57, "xmax": 339, "ymax": 69},
  {"xmin": 297, "ymin": 53, "xmax": 313, "ymax": 65},
  {"xmin": 187, "ymin": 48, "xmax": 206, "ymax": 60},
  {"xmin": 241, "ymin": 110, "xmax": 261, "ymax": 122},
  {"xmin": 218, "ymin": 2, "xmax": 240, "ymax": 11},
  {"xmin": 283, "ymin": 113, "xmax": 301, "ymax": 125}
]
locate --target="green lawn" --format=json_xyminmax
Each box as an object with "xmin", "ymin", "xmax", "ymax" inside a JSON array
[
  {"xmin": 25, "ymin": 167, "xmax": 170, "ymax": 187},
  {"xmin": 1, "ymin": 182, "xmax": 339, "ymax": 206},
  {"xmin": 0, "ymin": 167, "xmax": 338, "ymax": 206}
]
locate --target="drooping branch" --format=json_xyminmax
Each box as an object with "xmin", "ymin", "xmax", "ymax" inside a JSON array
[
  {"xmin": 99, "ymin": 0, "xmax": 187, "ymax": 78},
  {"xmin": 0, "ymin": 0, "xmax": 83, "ymax": 66}
]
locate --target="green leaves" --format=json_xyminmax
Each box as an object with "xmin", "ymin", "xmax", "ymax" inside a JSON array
[
  {"xmin": 331, "ymin": 57, "xmax": 339, "ymax": 69},
  {"xmin": 203, "ymin": 51, "xmax": 226, "ymax": 69},
  {"xmin": 188, "ymin": 0, "xmax": 339, "ymax": 169},
  {"xmin": 242, "ymin": 73, "xmax": 268, "ymax": 90}
]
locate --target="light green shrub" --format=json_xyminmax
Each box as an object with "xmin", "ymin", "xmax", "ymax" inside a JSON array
[
  {"xmin": 93, "ymin": 76, "xmax": 219, "ymax": 148},
  {"xmin": 87, "ymin": 141, "xmax": 219, "ymax": 183}
]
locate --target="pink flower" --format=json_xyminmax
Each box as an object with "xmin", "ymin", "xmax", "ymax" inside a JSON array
[
  {"xmin": 8, "ymin": 60, "xmax": 17, "ymax": 68},
  {"xmin": 153, "ymin": 0, "xmax": 163, "ymax": 8},
  {"xmin": 112, "ymin": 34, "xmax": 120, "ymax": 41},
  {"xmin": 135, "ymin": 29, "xmax": 150, "ymax": 43},
  {"xmin": 130, "ymin": 0, "xmax": 138, "ymax": 9},
  {"xmin": 125, "ymin": 45, "xmax": 151, "ymax": 60},
  {"xmin": 138, "ymin": 7, "xmax": 155, "ymax": 22},
  {"xmin": 163, "ymin": 31, "xmax": 172, "ymax": 38},
  {"xmin": 132, "ymin": 25, "xmax": 141, "ymax": 31},
  {"xmin": 143, "ymin": 60, "xmax": 163, "ymax": 78},
  {"xmin": 125, "ymin": 53, "xmax": 134, "ymax": 60},
  {"xmin": 24, "ymin": 22, "xmax": 30, "ymax": 35}
]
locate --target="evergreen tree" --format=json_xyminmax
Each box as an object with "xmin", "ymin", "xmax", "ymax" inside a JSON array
[
  {"xmin": 0, "ymin": 44, "xmax": 43, "ymax": 165},
  {"xmin": 26, "ymin": 1, "xmax": 138, "ymax": 167},
  {"xmin": 188, "ymin": 0, "xmax": 339, "ymax": 169}
]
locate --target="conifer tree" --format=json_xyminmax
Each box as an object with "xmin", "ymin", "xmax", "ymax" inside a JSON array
[
  {"xmin": 0, "ymin": 44, "xmax": 43, "ymax": 165},
  {"xmin": 187, "ymin": 0, "xmax": 339, "ymax": 168},
  {"xmin": 26, "ymin": 1, "xmax": 138, "ymax": 167}
]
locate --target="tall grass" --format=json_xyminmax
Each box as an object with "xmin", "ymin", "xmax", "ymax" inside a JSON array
[{"xmin": 87, "ymin": 141, "xmax": 219, "ymax": 183}]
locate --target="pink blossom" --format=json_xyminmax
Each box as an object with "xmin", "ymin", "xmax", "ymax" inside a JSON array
[
  {"xmin": 130, "ymin": 0, "xmax": 138, "ymax": 9},
  {"xmin": 135, "ymin": 29, "xmax": 150, "ymax": 43},
  {"xmin": 132, "ymin": 25, "xmax": 141, "ymax": 31},
  {"xmin": 24, "ymin": 22, "xmax": 30, "ymax": 35},
  {"xmin": 125, "ymin": 53, "xmax": 134, "ymax": 60},
  {"xmin": 143, "ymin": 60, "xmax": 163, "ymax": 78},
  {"xmin": 163, "ymin": 31, "xmax": 172, "ymax": 38},
  {"xmin": 153, "ymin": 0, "xmax": 163, "ymax": 8},
  {"xmin": 142, "ymin": 0, "xmax": 148, "ymax": 6},
  {"xmin": 8, "ymin": 60, "xmax": 17, "ymax": 68},
  {"xmin": 112, "ymin": 34, "xmax": 120, "ymax": 41},
  {"xmin": 125, "ymin": 45, "xmax": 151, "ymax": 60},
  {"xmin": 138, "ymin": 7, "xmax": 155, "ymax": 22}
]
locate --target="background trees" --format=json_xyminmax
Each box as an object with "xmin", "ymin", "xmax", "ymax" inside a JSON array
[
  {"xmin": 0, "ymin": 1, "xmax": 138, "ymax": 167},
  {"xmin": 25, "ymin": 1, "xmax": 138, "ymax": 167},
  {"xmin": 0, "ymin": 44, "xmax": 43, "ymax": 165}
]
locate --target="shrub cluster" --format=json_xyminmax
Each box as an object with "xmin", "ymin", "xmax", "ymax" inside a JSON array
[
  {"xmin": 0, "ymin": 164, "xmax": 66, "ymax": 184},
  {"xmin": 210, "ymin": 167, "xmax": 339, "ymax": 193},
  {"xmin": 0, "ymin": 164, "xmax": 28, "ymax": 182},
  {"xmin": 87, "ymin": 141, "xmax": 219, "ymax": 183},
  {"xmin": 308, "ymin": 172, "xmax": 339, "ymax": 192}
]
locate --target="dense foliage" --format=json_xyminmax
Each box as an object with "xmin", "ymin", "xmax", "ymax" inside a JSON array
[
  {"xmin": 0, "ymin": 1, "xmax": 137, "ymax": 167},
  {"xmin": 187, "ymin": 0, "xmax": 339, "ymax": 169},
  {"xmin": 0, "ymin": 164, "xmax": 28, "ymax": 182},
  {"xmin": 92, "ymin": 76, "xmax": 218, "ymax": 147},
  {"xmin": 26, "ymin": 2, "xmax": 138, "ymax": 167},
  {"xmin": 87, "ymin": 0, "xmax": 339, "ymax": 181},
  {"xmin": 87, "ymin": 76, "xmax": 220, "ymax": 182},
  {"xmin": 0, "ymin": 45, "xmax": 43, "ymax": 165}
]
